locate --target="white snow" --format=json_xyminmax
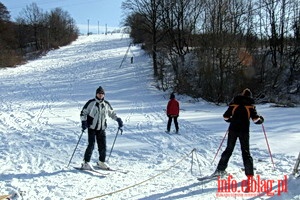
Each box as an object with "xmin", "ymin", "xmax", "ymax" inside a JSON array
[{"xmin": 0, "ymin": 34, "xmax": 299, "ymax": 200}]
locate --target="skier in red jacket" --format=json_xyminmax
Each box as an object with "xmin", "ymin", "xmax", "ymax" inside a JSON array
[{"xmin": 166, "ymin": 93, "xmax": 180, "ymax": 133}]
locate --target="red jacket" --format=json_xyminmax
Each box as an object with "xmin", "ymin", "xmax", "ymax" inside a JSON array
[{"xmin": 167, "ymin": 98, "xmax": 179, "ymax": 116}]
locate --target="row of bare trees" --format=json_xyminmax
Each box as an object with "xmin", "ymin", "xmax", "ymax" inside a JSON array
[
  {"xmin": 122, "ymin": 0, "xmax": 300, "ymax": 105},
  {"xmin": 0, "ymin": 2, "xmax": 79, "ymax": 68}
]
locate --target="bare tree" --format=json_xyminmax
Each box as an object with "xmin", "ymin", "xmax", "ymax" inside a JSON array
[
  {"xmin": 286, "ymin": 1, "xmax": 300, "ymax": 96},
  {"xmin": 193, "ymin": 0, "xmax": 257, "ymax": 102},
  {"xmin": 47, "ymin": 8, "xmax": 79, "ymax": 48},
  {"xmin": 0, "ymin": 2, "xmax": 21, "ymax": 67},
  {"xmin": 0, "ymin": 2, "xmax": 10, "ymax": 21},
  {"xmin": 122, "ymin": 0, "xmax": 166, "ymax": 77},
  {"xmin": 257, "ymin": 0, "xmax": 295, "ymax": 99},
  {"xmin": 17, "ymin": 2, "xmax": 45, "ymax": 50},
  {"xmin": 161, "ymin": 0, "xmax": 203, "ymax": 76}
]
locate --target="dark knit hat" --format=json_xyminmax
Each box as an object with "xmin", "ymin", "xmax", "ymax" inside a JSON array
[
  {"xmin": 242, "ymin": 88, "xmax": 252, "ymax": 97},
  {"xmin": 170, "ymin": 93, "xmax": 175, "ymax": 99},
  {"xmin": 96, "ymin": 86, "xmax": 105, "ymax": 94}
]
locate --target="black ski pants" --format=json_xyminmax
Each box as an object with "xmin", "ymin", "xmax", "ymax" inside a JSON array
[
  {"xmin": 167, "ymin": 115, "xmax": 179, "ymax": 132},
  {"xmin": 84, "ymin": 129, "xmax": 106, "ymax": 163},
  {"xmin": 217, "ymin": 130, "xmax": 254, "ymax": 176}
]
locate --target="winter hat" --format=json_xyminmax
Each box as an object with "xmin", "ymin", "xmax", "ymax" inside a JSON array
[
  {"xmin": 96, "ymin": 86, "xmax": 105, "ymax": 94},
  {"xmin": 242, "ymin": 88, "xmax": 252, "ymax": 97},
  {"xmin": 170, "ymin": 93, "xmax": 175, "ymax": 99}
]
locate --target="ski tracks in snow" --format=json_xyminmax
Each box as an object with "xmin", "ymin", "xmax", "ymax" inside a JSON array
[{"xmin": 1, "ymin": 34, "xmax": 298, "ymax": 199}]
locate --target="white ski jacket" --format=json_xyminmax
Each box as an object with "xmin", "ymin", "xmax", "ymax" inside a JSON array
[{"xmin": 80, "ymin": 98, "xmax": 118, "ymax": 130}]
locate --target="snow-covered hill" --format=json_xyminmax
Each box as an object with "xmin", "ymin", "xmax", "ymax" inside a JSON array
[{"xmin": 0, "ymin": 34, "xmax": 299, "ymax": 199}]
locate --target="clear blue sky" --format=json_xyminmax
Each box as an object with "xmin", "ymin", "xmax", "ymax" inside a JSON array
[{"xmin": 1, "ymin": 0, "xmax": 124, "ymax": 34}]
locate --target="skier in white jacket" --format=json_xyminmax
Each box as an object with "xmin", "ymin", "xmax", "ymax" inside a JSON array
[{"xmin": 80, "ymin": 86, "xmax": 123, "ymax": 170}]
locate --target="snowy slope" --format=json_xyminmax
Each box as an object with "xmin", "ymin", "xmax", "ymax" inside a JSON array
[{"xmin": 0, "ymin": 34, "xmax": 299, "ymax": 200}]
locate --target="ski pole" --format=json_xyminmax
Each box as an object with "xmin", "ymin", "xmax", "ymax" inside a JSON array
[
  {"xmin": 67, "ymin": 130, "xmax": 84, "ymax": 168},
  {"xmin": 107, "ymin": 128, "xmax": 123, "ymax": 161},
  {"xmin": 262, "ymin": 124, "xmax": 276, "ymax": 170},
  {"xmin": 292, "ymin": 152, "xmax": 300, "ymax": 176},
  {"xmin": 211, "ymin": 130, "xmax": 228, "ymax": 164}
]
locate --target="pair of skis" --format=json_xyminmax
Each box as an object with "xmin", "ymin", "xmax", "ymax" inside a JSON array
[
  {"xmin": 74, "ymin": 166, "xmax": 128, "ymax": 176},
  {"xmin": 197, "ymin": 174, "xmax": 219, "ymax": 181},
  {"xmin": 74, "ymin": 167, "xmax": 108, "ymax": 176},
  {"xmin": 95, "ymin": 167, "xmax": 129, "ymax": 174},
  {"xmin": 197, "ymin": 171, "xmax": 230, "ymax": 181},
  {"xmin": 197, "ymin": 166, "xmax": 260, "ymax": 182},
  {"xmin": 165, "ymin": 130, "xmax": 180, "ymax": 135}
]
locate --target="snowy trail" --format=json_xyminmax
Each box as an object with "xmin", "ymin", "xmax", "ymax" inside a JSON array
[{"xmin": 0, "ymin": 34, "xmax": 299, "ymax": 199}]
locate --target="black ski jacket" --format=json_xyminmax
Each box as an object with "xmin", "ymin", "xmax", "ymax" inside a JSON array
[{"xmin": 223, "ymin": 95, "xmax": 260, "ymax": 132}]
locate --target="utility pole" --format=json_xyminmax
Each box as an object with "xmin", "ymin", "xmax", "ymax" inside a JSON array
[
  {"xmin": 47, "ymin": 25, "xmax": 50, "ymax": 49},
  {"xmin": 87, "ymin": 19, "xmax": 89, "ymax": 35}
]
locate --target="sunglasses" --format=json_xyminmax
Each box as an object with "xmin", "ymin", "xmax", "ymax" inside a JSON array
[{"xmin": 98, "ymin": 92, "xmax": 105, "ymax": 94}]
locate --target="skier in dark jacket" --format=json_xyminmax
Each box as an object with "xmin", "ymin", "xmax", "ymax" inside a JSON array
[
  {"xmin": 213, "ymin": 88, "xmax": 264, "ymax": 178},
  {"xmin": 166, "ymin": 93, "xmax": 180, "ymax": 133},
  {"xmin": 80, "ymin": 86, "xmax": 123, "ymax": 170}
]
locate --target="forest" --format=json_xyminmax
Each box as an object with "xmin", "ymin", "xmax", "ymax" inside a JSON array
[
  {"xmin": 122, "ymin": 0, "xmax": 300, "ymax": 105},
  {"xmin": 0, "ymin": 2, "xmax": 79, "ymax": 68}
]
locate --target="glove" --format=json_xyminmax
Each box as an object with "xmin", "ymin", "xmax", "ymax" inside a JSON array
[
  {"xmin": 255, "ymin": 116, "xmax": 264, "ymax": 124},
  {"xmin": 259, "ymin": 116, "xmax": 264, "ymax": 124},
  {"xmin": 116, "ymin": 117, "xmax": 123, "ymax": 128},
  {"xmin": 81, "ymin": 121, "xmax": 88, "ymax": 131},
  {"xmin": 224, "ymin": 117, "xmax": 232, "ymax": 123}
]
